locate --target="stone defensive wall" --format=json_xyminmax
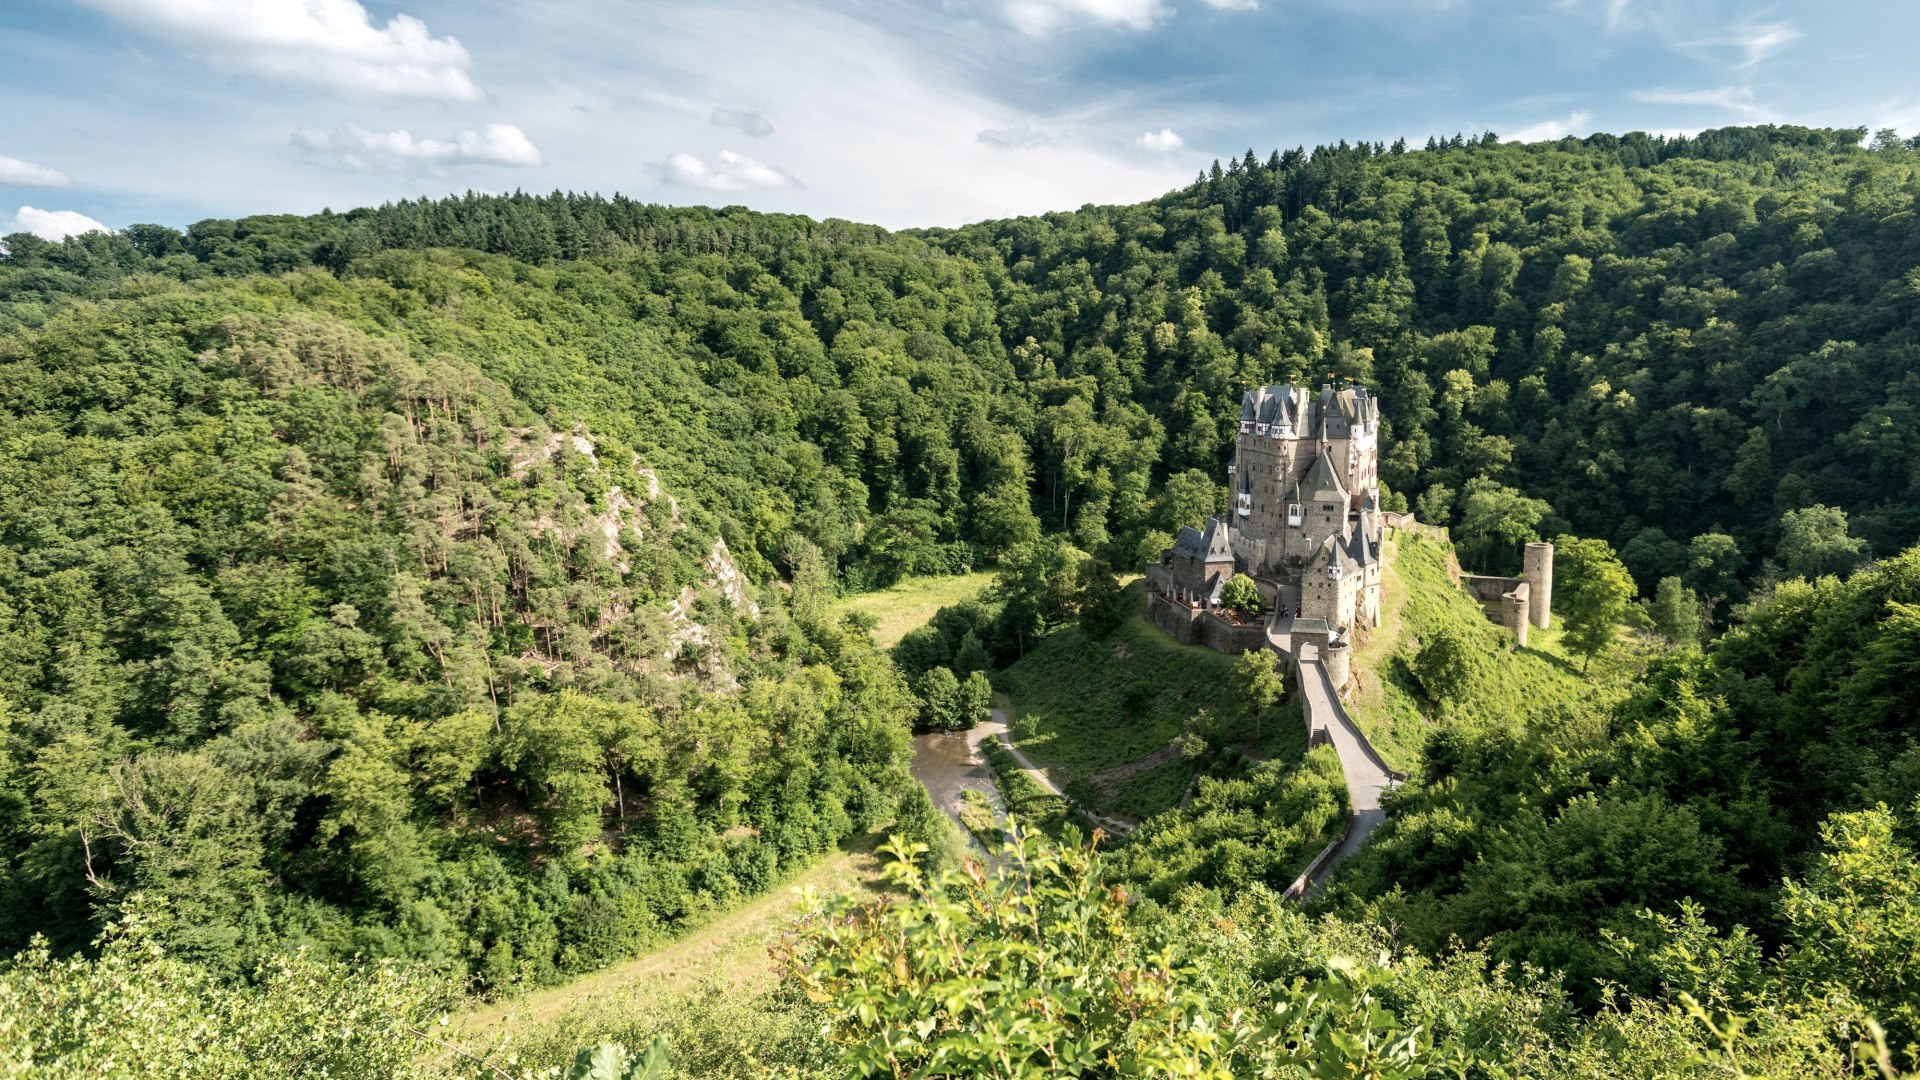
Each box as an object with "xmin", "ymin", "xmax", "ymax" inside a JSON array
[{"xmin": 1146, "ymin": 593, "xmax": 1269, "ymax": 653}]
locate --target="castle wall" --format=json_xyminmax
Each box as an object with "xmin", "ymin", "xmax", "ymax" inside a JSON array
[
  {"xmin": 1146, "ymin": 593, "xmax": 1265, "ymax": 653},
  {"xmin": 1288, "ymin": 502, "xmax": 1348, "ymax": 565},
  {"xmin": 1299, "ymin": 567, "xmax": 1359, "ymax": 631},
  {"xmin": 1147, "ymin": 593, "xmax": 1204, "ymax": 646},
  {"xmin": 1461, "ymin": 574, "xmax": 1524, "ymax": 603},
  {"xmin": 1199, "ymin": 613, "xmax": 1270, "ymax": 654}
]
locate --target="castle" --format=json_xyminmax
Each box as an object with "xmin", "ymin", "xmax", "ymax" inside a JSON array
[
  {"xmin": 1146, "ymin": 383, "xmax": 1387, "ymax": 659},
  {"xmin": 1146, "ymin": 381, "xmax": 1555, "ymax": 690}
]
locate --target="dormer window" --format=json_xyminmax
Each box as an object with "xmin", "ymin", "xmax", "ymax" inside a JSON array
[
  {"xmin": 1239, "ymin": 421, "xmax": 1252, "ymax": 434},
  {"xmin": 1287, "ymin": 503, "xmax": 1302, "ymax": 525},
  {"xmin": 1255, "ymin": 423, "xmax": 1269, "ymax": 436}
]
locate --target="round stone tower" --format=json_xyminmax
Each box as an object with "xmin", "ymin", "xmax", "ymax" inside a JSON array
[
  {"xmin": 1322, "ymin": 638, "xmax": 1352, "ymax": 698},
  {"xmin": 1503, "ymin": 592, "xmax": 1530, "ymax": 648},
  {"xmin": 1523, "ymin": 542, "xmax": 1554, "ymax": 629}
]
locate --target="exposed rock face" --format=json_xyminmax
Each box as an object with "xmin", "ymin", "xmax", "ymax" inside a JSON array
[{"xmin": 504, "ymin": 425, "xmax": 758, "ymax": 688}]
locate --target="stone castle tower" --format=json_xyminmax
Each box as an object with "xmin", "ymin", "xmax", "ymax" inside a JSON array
[{"xmin": 1145, "ymin": 383, "xmax": 1386, "ymax": 648}]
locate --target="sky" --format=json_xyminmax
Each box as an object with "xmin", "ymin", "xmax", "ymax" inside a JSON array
[{"xmin": 3, "ymin": 0, "xmax": 1919, "ymax": 240}]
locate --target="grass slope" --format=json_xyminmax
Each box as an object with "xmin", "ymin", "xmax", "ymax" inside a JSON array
[
  {"xmin": 1347, "ymin": 533, "xmax": 1636, "ymax": 771},
  {"xmin": 445, "ymin": 838, "xmax": 886, "ymax": 1076},
  {"xmin": 1000, "ymin": 591, "xmax": 1297, "ymax": 820},
  {"xmin": 830, "ymin": 571, "xmax": 998, "ymax": 649}
]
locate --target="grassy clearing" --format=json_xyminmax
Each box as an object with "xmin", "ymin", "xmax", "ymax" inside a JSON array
[
  {"xmin": 998, "ymin": 588, "xmax": 1261, "ymax": 819},
  {"xmin": 829, "ymin": 571, "xmax": 997, "ymax": 649},
  {"xmin": 443, "ymin": 838, "xmax": 886, "ymax": 1077},
  {"xmin": 1347, "ymin": 533, "xmax": 1640, "ymax": 771}
]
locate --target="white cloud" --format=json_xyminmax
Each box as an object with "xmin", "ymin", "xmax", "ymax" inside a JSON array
[
  {"xmin": 292, "ymin": 123, "xmax": 543, "ymax": 168},
  {"xmin": 710, "ymin": 108, "xmax": 774, "ymax": 138},
  {"xmin": 1726, "ymin": 20, "xmax": 1799, "ymax": 66},
  {"xmin": 1198, "ymin": 0, "xmax": 1258, "ymax": 10},
  {"xmin": 978, "ymin": 123, "xmax": 1062, "ymax": 150},
  {"xmin": 652, "ymin": 150, "xmax": 799, "ymax": 192},
  {"xmin": 6, "ymin": 206, "xmax": 112, "ymax": 241},
  {"xmin": 78, "ymin": 0, "xmax": 480, "ymax": 100},
  {"xmin": 1506, "ymin": 110, "xmax": 1592, "ymax": 143},
  {"xmin": 1134, "ymin": 127, "xmax": 1186, "ymax": 152},
  {"xmin": 1002, "ymin": 0, "xmax": 1168, "ymax": 36},
  {"xmin": 0, "ymin": 155, "xmax": 72, "ymax": 187},
  {"xmin": 1631, "ymin": 86, "xmax": 1775, "ymax": 120}
]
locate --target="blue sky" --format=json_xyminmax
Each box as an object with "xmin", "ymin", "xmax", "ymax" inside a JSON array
[{"xmin": 3, "ymin": 0, "xmax": 1918, "ymax": 238}]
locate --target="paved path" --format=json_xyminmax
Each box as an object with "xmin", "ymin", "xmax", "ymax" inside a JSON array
[
  {"xmin": 1296, "ymin": 653, "xmax": 1390, "ymax": 882},
  {"xmin": 1283, "ymin": 642, "xmax": 1402, "ymax": 895}
]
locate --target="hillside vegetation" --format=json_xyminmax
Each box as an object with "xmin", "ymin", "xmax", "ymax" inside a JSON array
[
  {"xmin": 4, "ymin": 123, "xmax": 1920, "ymax": 1075},
  {"xmin": 1347, "ymin": 532, "xmax": 1623, "ymax": 768}
]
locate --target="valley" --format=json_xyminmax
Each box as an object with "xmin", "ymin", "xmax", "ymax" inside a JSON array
[{"xmin": 3, "ymin": 123, "xmax": 1919, "ymax": 1077}]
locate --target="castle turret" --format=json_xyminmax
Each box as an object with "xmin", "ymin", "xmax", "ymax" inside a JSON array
[
  {"xmin": 1503, "ymin": 590, "xmax": 1530, "ymax": 647},
  {"xmin": 1523, "ymin": 542, "xmax": 1554, "ymax": 629},
  {"xmin": 1322, "ymin": 636, "xmax": 1352, "ymax": 697}
]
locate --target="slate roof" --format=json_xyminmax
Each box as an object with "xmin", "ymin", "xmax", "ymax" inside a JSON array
[
  {"xmin": 1346, "ymin": 515, "xmax": 1377, "ymax": 566},
  {"xmin": 1201, "ymin": 516, "xmax": 1233, "ymax": 560},
  {"xmin": 1300, "ymin": 450, "xmax": 1349, "ymax": 506},
  {"xmin": 1308, "ymin": 532, "xmax": 1359, "ymax": 574},
  {"xmin": 1171, "ymin": 517, "xmax": 1234, "ymax": 562},
  {"xmin": 1171, "ymin": 525, "xmax": 1208, "ymax": 560},
  {"xmin": 1239, "ymin": 383, "xmax": 1377, "ymax": 440}
]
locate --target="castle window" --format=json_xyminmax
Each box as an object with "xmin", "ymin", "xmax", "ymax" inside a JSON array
[{"xmin": 1287, "ymin": 503, "xmax": 1302, "ymax": 525}]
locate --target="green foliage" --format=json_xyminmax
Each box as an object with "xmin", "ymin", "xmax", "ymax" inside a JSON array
[
  {"xmin": 1777, "ymin": 503, "xmax": 1868, "ymax": 580},
  {"xmin": 8, "ymin": 126, "xmax": 1920, "ymax": 1071},
  {"xmin": 783, "ymin": 832, "xmax": 1455, "ymax": 1077},
  {"xmin": 1108, "ymin": 743, "xmax": 1345, "ymax": 902},
  {"xmin": 784, "ymin": 830, "xmax": 1891, "ymax": 1078},
  {"xmin": 1346, "ymin": 535, "xmax": 1598, "ymax": 769},
  {"xmin": 1779, "ymin": 802, "xmax": 1920, "ymax": 1053},
  {"xmin": 1410, "ymin": 623, "xmax": 1484, "ymax": 705},
  {"xmin": 1217, "ymin": 572, "xmax": 1265, "ymax": 614},
  {"xmin": 914, "ymin": 667, "xmax": 990, "ymax": 732},
  {"xmin": 0, "ymin": 901, "xmax": 457, "ymax": 1078},
  {"xmin": 1555, "ymin": 534, "xmax": 1638, "ymax": 670},
  {"xmin": 1228, "ymin": 649, "xmax": 1287, "ymax": 740},
  {"xmin": 1650, "ymin": 576, "xmax": 1701, "ymax": 645},
  {"xmin": 998, "ymin": 600, "xmax": 1254, "ymax": 818},
  {"xmin": 979, "ymin": 740, "xmax": 1072, "ymax": 839},
  {"xmin": 1456, "ymin": 479, "xmax": 1551, "ymax": 573},
  {"xmin": 566, "ymin": 1038, "xmax": 671, "ymax": 1080}
]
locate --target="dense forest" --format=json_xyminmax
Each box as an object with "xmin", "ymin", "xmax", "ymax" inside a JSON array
[{"xmin": 3, "ymin": 123, "xmax": 1920, "ymax": 1075}]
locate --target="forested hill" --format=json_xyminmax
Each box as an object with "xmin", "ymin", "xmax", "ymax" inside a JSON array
[
  {"xmin": 2, "ymin": 123, "xmax": 1918, "ymax": 990},
  {"xmin": 8, "ymin": 124, "xmax": 1920, "ymax": 599}
]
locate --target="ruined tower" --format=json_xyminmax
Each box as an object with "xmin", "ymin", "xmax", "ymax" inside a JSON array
[{"xmin": 1523, "ymin": 542, "xmax": 1554, "ymax": 629}]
